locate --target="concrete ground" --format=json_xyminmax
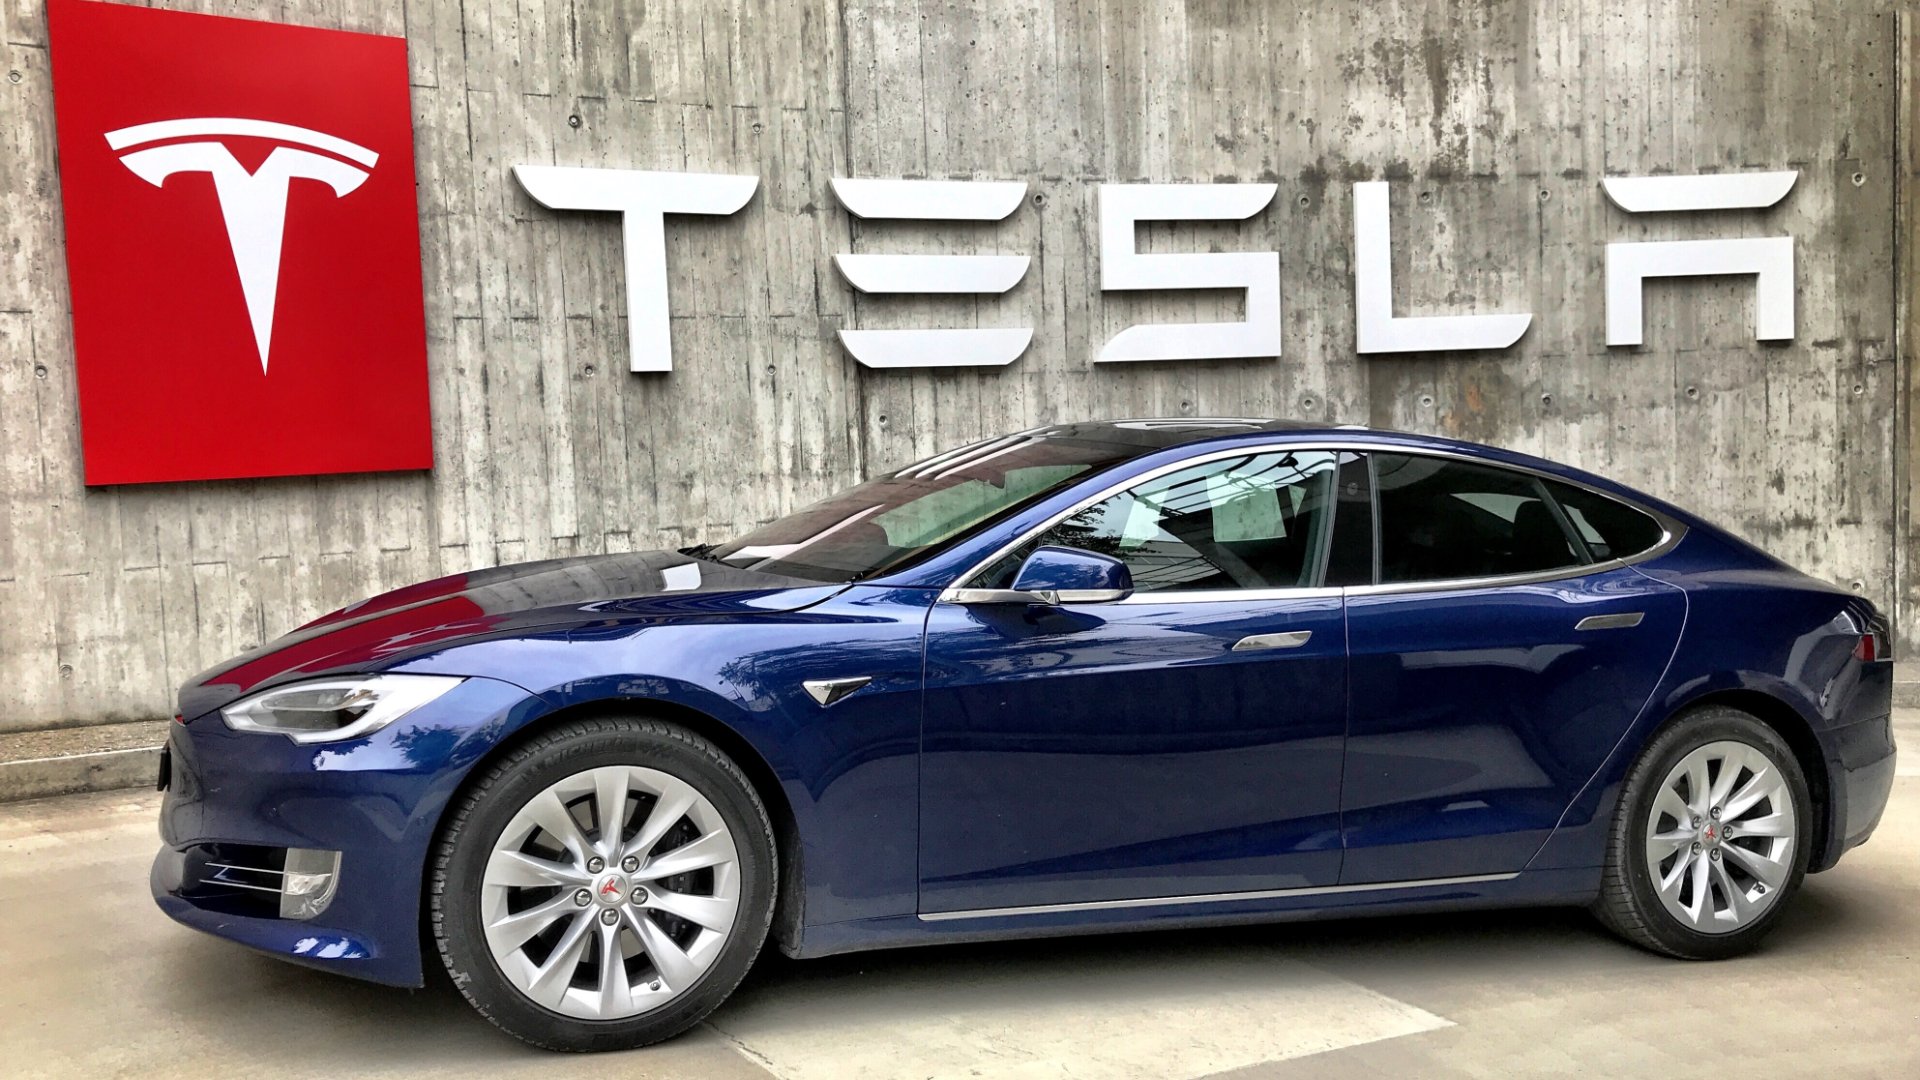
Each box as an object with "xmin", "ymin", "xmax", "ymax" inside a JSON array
[{"xmin": 3, "ymin": 724, "xmax": 1916, "ymax": 1079}]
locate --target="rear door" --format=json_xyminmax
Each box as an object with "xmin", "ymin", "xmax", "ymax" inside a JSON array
[{"xmin": 1338, "ymin": 453, "xmax": 1686, "ymax": 883}]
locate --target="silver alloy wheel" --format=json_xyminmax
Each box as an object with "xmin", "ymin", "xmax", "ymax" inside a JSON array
[
  {"xmin": 480, "ymin": 765, "xmax": 742, "ymax": 1019},
  {"xmin": 1644, "ymin": 739, "xmax": 1796, "ymax": 934}
]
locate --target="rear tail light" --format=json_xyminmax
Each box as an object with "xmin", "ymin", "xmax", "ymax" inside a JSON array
[{"xmin": 1855, "ymin": 632, "xmax": 1886, "ymax": 663}]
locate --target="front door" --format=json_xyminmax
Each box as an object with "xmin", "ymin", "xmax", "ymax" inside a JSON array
[{"xmin": 917, "ymin": 447, "xmax": 1359, "ymax": 915}]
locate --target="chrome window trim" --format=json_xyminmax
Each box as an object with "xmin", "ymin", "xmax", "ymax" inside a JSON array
[
  {"xmin": 916, "ymin": 871, "xmax": 1520, "ymax": 922},
  {"xmin": 946, "ymin": 587, "xmax": 1132, "ymax": 605},
  {"xmin": 1341, "ymin": 558, "xmax": 1634, "ymax": 597},
  {"xmin": 1116, "ymin": 586, "xmax": 1343, "ymax": 604},
  {"xmin": 937, "ymin": 440, "xmax": 1687, "ymax": 604}
]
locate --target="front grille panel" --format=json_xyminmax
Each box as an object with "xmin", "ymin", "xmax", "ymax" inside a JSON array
[{"xmin": 179, "ymin": 843, "xmax": 286, "ymax": 917}]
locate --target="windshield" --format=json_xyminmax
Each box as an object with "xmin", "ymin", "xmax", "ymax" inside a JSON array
[{"xmin": 696, "ymin": 432, "xmax": 1143, "ymax": 582}]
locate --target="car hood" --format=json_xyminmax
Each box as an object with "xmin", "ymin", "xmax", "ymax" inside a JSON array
[{"xmin": 177, "ymin": 550, "xmax": 845, "ymax": 719}]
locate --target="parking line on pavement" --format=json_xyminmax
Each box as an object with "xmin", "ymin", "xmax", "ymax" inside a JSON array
[{"xmin": 705, "ymin": 951, "xmax": 1449, "ymax": 1080}]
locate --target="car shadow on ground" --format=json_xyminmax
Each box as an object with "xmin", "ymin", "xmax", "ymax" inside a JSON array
[
  {"xmin": 731, "ymin": 875, "xmax": 1887, "ymax": 1001},
  {"xmin": 154, "ymin": 874, "xmax": 1891, "ymax": 1067}
]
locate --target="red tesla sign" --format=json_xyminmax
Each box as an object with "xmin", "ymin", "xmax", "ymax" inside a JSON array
[{"xmin": 48, "ymin": 0, "xmax": 432, "ymax": 485}]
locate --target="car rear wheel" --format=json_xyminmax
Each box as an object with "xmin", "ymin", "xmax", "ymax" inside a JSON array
[
  {"xmin": 429, "ymin": 716, "xmax": 776, "ymax": 1051},
  {"xmin": 1594, "ymin": 705, "xmax": 1811, "ymax": 959}
]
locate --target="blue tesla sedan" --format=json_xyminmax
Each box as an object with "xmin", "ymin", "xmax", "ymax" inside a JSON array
[{"xmin": 154, "ymin": 419, "xmax": 1896, "ymax": 1051}]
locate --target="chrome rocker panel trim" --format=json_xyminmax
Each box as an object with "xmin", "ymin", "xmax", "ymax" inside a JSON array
[{"xmin": 917, "ymin": 872, "xmax": 1521, "ymax": 922}]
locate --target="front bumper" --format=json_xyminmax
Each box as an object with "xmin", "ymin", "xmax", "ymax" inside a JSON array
[{"xmin": 151, "ymin": 676, "xmax": 543, "ymax": 987}]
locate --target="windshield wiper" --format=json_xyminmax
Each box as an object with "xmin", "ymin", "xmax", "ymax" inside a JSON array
[{"xmin": 678, "ymin": 543, "xmax": 720, "ymax": 561}]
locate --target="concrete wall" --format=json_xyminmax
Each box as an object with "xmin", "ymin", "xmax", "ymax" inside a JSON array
[{"xmin": 0, "ymin": 0, "xmax": 1904, "ymax": 730}]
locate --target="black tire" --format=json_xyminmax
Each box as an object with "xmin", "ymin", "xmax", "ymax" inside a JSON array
[
  {"xmin": 428, "ymin": 716, "xmax": 776, "ymax": 1051},
  {"xmin": 1593, "ymin": 704, "xmax": 1812, "ymax": 959}
]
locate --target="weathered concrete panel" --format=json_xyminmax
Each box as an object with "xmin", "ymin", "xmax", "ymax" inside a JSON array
[{"xmin": 0, "ymin": 0, "xmax": 1905, "ymax": 729}]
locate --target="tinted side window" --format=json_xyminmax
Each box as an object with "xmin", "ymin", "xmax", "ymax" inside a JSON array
[
  {"xmin": 1545, "ymin": 480, "xmax": 1666, "ymax": 561},
  {"xmin": 981, "ymin": 450, "xmax": 1339, "ymax": 592},
  {"xmin": 1374, "ymin": 454, "xmax": 1585, "ymax": 583},
  {"xmin": 1323, "ymin": 452, "xmax": 1376, "ymax": 586}
]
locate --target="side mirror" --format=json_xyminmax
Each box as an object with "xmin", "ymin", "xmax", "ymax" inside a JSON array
[{"xmin": 950, "ymin": 546, "xmax": 1134, "ymax": 605}]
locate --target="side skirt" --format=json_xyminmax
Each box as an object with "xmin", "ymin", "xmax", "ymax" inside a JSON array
[{"xmin": 786, "ymin": 866, "xmax": 1603, "ymax": 960}]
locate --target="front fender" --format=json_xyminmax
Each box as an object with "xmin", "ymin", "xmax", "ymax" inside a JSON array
[{"xmin": 388, "ymin": 586, "xmax": 936, "ymax": 933}]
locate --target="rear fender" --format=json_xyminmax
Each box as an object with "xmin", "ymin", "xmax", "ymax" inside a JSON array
[{"xmin": 1526, "ymin": 574, "xmax": 1867, "ymax": 874}]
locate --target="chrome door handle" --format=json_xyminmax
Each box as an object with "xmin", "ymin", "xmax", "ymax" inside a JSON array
[
  {"xmin": 1575, "ymin": 612, "xmax": 1645, "ymax": 631},
  {"xmin": 1232, "ymin": 630, "xmax": 1313, "ymax": 652}
]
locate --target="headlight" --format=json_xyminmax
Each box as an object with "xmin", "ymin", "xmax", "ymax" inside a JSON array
[{"xmin": 220, "ymin": 675, "xmax": 465, "ymax": 744}]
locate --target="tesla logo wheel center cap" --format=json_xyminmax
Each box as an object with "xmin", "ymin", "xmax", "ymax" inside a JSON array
[{"xmin": 594, "ymin": 872, "xmax": 630, "ymax": 906}]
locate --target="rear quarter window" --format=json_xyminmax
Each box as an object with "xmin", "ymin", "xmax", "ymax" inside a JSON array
[
  {"xmin": 1372, "ymin": 454, "xmax": 1585, "ymax": 582},
  {"xmin": 1545, "ymin": 480, "xmax": 1666, "ymax": 561}
]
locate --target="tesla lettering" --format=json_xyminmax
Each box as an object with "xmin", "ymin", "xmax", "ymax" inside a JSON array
[
  {"xmin": 1601, "ymin": 171, "xmax": 1799, "ymax": 346},
  {"xmin": 1094, "ymin": 183, "xmax": 1284, "ymax": 363},
  {"xmin": 510, "ymin": 165, "xmax": 1801, "ymax": 369},
  {"xmin": 1352, "ymin": 180, "xmax": 1533, "ymax": 354},
  {"xmin": 830, "ymin": 177, "xmax": 1033, "ymax": 369},
  {"xmin": 512, "ymin": 165, "xmax": 760, "ymax": 374}
]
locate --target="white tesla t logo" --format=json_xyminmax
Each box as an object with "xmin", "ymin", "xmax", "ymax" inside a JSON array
[{"xmin": 105, "ymin": 117, "xmax": 380, "ymax": 372}]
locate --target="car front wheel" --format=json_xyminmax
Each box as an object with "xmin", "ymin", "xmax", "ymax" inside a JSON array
[
  {"xmin": 1594, "ymin": 704, "xmax": 1811, "ymax": 959},
  {"xmin": 429, "ymin": 716, "xmax": 776, "ymax": 1051}
]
